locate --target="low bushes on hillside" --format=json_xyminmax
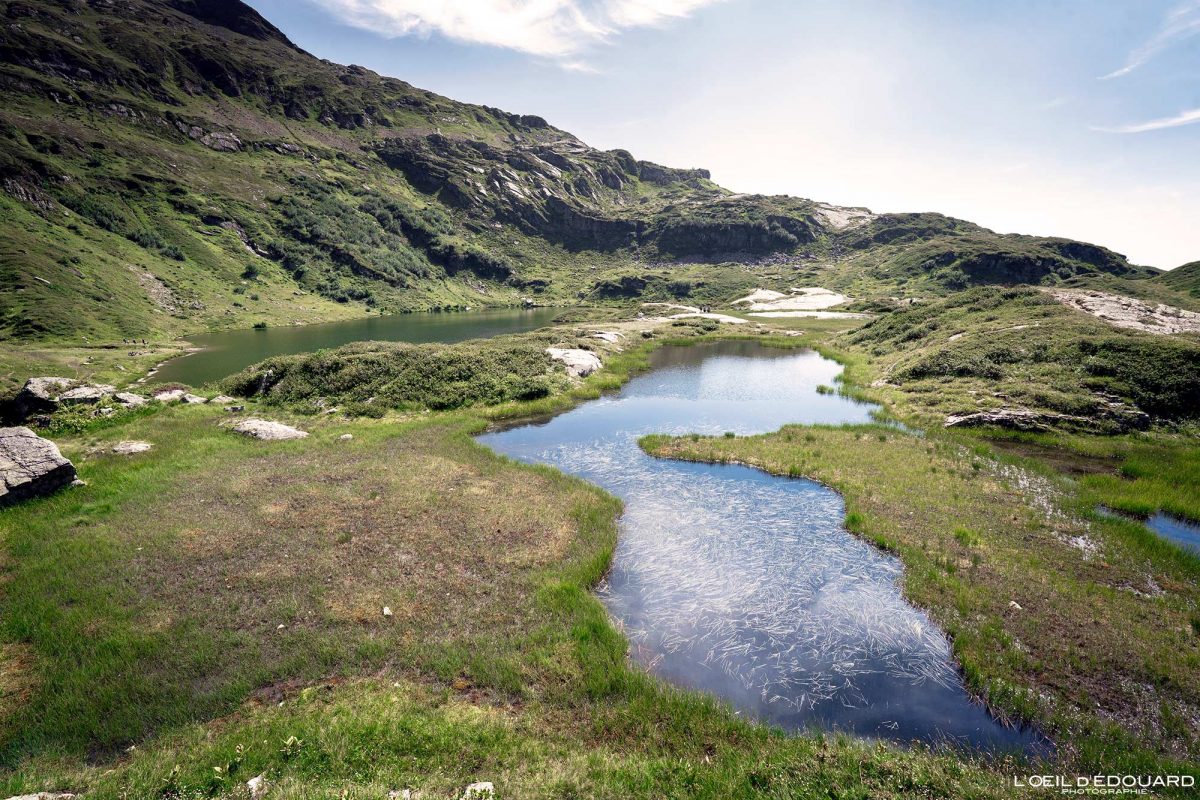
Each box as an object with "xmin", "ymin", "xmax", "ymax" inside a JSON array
[{"xmin": 848, "ymin": 286, "xmax": 1200, "ymax": 425}]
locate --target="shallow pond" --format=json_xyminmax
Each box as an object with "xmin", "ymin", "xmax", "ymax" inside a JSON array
[
  {"xmin": 149, "ymin": 307, "xmax": 560, "ymax": 386},
  {"xmin": 1097, "ymin": 507, "xmax": 1200, "ymax": 555},
  {"xmin": 479, "ymin": 341, "xmax": 1041, "ymax": 752}
]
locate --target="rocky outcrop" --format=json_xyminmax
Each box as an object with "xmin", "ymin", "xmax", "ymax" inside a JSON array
[
  {"xmin": 944, "ymin": 403, "xmax": 1149, "ymax": 433},
  {"xmin": 944, "ymin": 409, "xmax": 1082, "ymax": 432},
  {"xmin": 114, "ymin": 392, "xmax": 147, "ymax": 408},
  {"xmin": 547, "ymin": 348, "xmax": 602, "ymax": 378},
  {"xmin": 1048, "ymin": 288, "xmax": 1200, "ymax": 335},
  {"xmin": 200, "ymin": 131, "xmax": 242, "ymax": 151},
  {"xmin": 12, "ymin": 378, "xmax": 115, "ymax": 420},
  {"xmin": 12, "ymin": 377, "xmax": 74, "ymax": 419},
  {"xmin": 0, "ymin": 427, "xmax": 77, "ymax": 507},
  {"xmin": 230, "ymin": 418, "xmax": 308, "ymax": 440},
  {"xmin": 59, "ymin": 384, "xmax": 116, "ymax": 405}
]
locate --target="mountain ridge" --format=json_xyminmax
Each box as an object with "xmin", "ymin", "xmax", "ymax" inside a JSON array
[{"xmin": 0, "ymin": 0, "xmax": 1170, "ymax": 343}]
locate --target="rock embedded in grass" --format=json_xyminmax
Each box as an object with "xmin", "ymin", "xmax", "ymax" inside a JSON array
[
  {"xmin": 111, "ymin": 441, "xmax": 153, "ymax": 455},
  {"xmin": 546, "ymin": 347, "xmax": 602, "ymax": 378},
  {"xmin": 114, "ymin": 392, "xmax": 147, "ymax": 408},
  {"xmin": 230, "ymin": 418, "xmax": 309, "ymax": 441},
  {"xmin": 0, "ymin": 426, "xmax": 78, "ymax": 507},
  {"xmin": 152, "ymin": 388, "xmax": 186, "ymax": 403},
  {"xmin": 59, "ymin": 384, "xmax": 115, "ymax": 405},
  {"xmin": 181, "ymin": 393, "xmax": 207, "ymax": 404}
]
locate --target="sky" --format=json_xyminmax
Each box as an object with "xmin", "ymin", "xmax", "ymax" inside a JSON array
[{"xmin": 244, "ymin": 0, "xmax": 1200, "ymax": 269}]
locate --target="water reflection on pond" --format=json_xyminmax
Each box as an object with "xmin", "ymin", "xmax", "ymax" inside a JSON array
[{"xmin": 480, "ymin": 341, "xmax": 1042, "ymax": 753}]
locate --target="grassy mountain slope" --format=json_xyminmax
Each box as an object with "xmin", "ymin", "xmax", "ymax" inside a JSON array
[
  {"xmin": 0, "ymin": 0, "xmax": 1167, "ymax": 346},
  {"xmin": 1159, "ymin": 261, "xmax": 1200, "ymax": 298},
  {"xmin": 841, "ymin": 286, "xmax": 1200, "ymax": 430}
]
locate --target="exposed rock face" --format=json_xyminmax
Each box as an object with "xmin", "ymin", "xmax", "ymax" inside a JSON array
[
  {"xmin": 546, "ymin": 348, "xmax": 602, "ymax": 378},
  {"xmin": 945, "ymin": 398, "xmax": 1150, "ymax": 432},
  {"xmin": 0, "ymin": 427, "xmax": 77, "ymax": 507},
  {"xmin": 200, "ymin": 131, "xmax": 242, "ymax": 151},
  {"xmin": 1048, "ymin": 288, "xmax": 1200, "ymax": 335},
  {"xmin": 230, "ymin": 418, "xmax": 308, "ymax": 440},
  {"xmin": 945, "ymin": 409, "xmax": 1085, "ymax": 431},
  {"xmin": 182, "ymin": 393, "xmax": 207, "ymax": 404}
]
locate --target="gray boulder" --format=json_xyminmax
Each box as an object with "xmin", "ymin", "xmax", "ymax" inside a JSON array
[
  {"xmin": 546, "ymin": 347, "xmax": 602, "ymax": 378},
  {"xmin": 231, "ymin": 419, "xmax": 308, "ymax": 441},
  {"xmin": 114, "ymin": 392, "xmax": 147, "ymax": 408},
  {"xmin": 0, "ymin": 427, "xmax": 77, "ymax": 507},
  {"xmin": 59, "ymin": 384, "xmax": 115, "ymax": 405},
  {"xmin": 12, "ymin": 377, "xmax": 73, "ymax": 419}
]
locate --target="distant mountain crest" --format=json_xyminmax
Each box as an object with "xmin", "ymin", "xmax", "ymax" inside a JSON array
[
  {"xmin": 0, "ymin": 0, "xmax": 1172, "ymax": 342},
  {"xmin": 166, "ymin": 0, "xmax": 297, "ymax": 47}
]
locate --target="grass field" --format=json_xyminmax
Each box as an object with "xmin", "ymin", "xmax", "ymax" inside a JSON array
[
  {"xmin": 2, "ymin": 397, "xmax": 1018, "ymax": 799},
  {"xmin": 2, "ymin": 315, "xmax": 1199, "ymax": 797}
]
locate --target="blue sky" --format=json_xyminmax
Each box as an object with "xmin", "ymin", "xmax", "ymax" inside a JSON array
[{"xmin": 245, "ymin": 0, "xmax": 1200, "ymax": 269}]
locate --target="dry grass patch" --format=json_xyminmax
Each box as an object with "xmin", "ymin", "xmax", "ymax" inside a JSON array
[
  {"xmin": 0, "ymin": 644, "xmax": 36, "ymax": 729},
  {"xmin": 0, "ymin": 408, "xmax": 616, "ymax": 760}
]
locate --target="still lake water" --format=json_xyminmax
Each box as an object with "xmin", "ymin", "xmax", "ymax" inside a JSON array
[
  {"xmin": 150, "ymin": 307, "xmax": 561, "ymax": 386},
  {"xmin": 480, "ymin": 341, "xmax": 1041, "ymax": 752}
]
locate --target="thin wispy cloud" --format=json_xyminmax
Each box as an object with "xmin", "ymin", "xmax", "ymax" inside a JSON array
[
  {"xmin": 312, "ymin": 0, "xmax": 727, "ymax": 61},
  {"xmin": 1093, "ymin": 107, "xmax": 1200, "ymax": 133},
  {"xmin": 1101, "ymin": 0, "xmax": 1200, "ymax": 79}
]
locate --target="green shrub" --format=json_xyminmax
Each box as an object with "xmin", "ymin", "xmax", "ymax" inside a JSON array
[{"xmin": 223, "ymin": 339, "xmax": 571, "ymax": 413}]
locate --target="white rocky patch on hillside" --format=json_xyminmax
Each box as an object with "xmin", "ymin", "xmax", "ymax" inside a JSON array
[
  {"xmin": 1047, "ymin": 288, "xmax": 1200, "ymax": 335},
  {"xmin": 814, "ymin": 203, "xmax": 875, "ymax": 230},
  {"xmin": 733, "ymin": 288, "xmax": 857, "ymax": 319}
]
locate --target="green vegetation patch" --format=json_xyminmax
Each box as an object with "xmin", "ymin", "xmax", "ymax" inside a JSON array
[
  {"xmin": 222, "ymin": 337, "xmax": 574, "ymax": 414},
  {"xmin": 844, "ymin": 286, "xmax": 1200, "ymax": 429}
]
